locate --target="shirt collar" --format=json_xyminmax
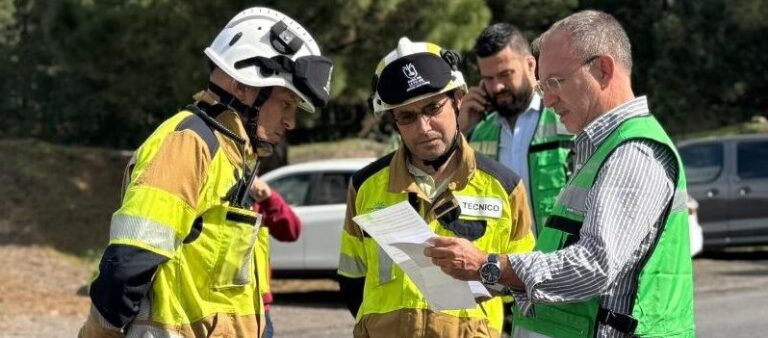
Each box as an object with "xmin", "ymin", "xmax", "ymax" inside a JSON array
[
  {"xmin": 575, "ymin": 96, "xmax": 650, "ymax": 149},
  {"xmin": 530, "ymin": 92, "xmax": 543, "ymax": 112}
]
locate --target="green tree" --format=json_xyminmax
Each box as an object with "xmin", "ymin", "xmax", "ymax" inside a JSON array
[
  {"xmin": 257, "ymin": 0, "xmax": 491, "ymax": 142},
  {"xmin": 595, "ymin": 0, "xmax": 768, "ymax": 133},
  {"xmin": 1, "ymin": 0, "xmax": 491, "ymax": 146}
]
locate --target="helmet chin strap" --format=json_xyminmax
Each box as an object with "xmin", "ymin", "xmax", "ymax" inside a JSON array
[
  {"xmin": 245, "ymin": 86, "xmax": 275, "ymax": 158},
  {"xmin": 422, "ymin": 132, "xmax": 459, "ymax": 171},
  {"xmin": 208, "ymin": 82, "xmax": 275, "ymax": 157}
]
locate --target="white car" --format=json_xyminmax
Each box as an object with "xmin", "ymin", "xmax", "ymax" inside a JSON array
[
  {"xmin": 260, "ymin": 158, "xmax": 375, "ymax": 278},
  {"xmin": 688, "ymin": 195, "xmax": 704, "ymax": 257}
]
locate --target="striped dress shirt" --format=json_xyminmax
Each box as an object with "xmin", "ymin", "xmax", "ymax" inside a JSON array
[{"xmin": 508, "ymin": 96, "xmax": 679, "ymax": 338}]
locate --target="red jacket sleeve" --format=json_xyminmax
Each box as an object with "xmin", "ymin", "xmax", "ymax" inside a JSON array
[{"xmin": 253, "ymin": 190, "xmax": 302, "ymax": 242}]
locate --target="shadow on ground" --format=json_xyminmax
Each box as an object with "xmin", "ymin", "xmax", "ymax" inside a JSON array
[
  {"xmin": 698, "ymin": 249, "xmax": 768, "ymax": 261},
  {"xmin": 697, "ymin": 248, "xmax": 768, "ymax": 278},
  {"xmin": 272, "ymin": 290, "xmax": 347, "ymax": 309}
]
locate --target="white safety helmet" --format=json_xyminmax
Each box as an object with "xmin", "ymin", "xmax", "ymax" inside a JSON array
[
  {"xmin": 371, "ymin": 37, "xmax": 467, "ymax": 116},
  {"xmin": 205, "ymin": 7, "xmax": 332, "ymax": 113}
]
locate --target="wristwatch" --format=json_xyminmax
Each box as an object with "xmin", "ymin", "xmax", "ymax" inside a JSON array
[{"xmin": 479, "ymin": 254, "xmax": 501, "ymax": 285}]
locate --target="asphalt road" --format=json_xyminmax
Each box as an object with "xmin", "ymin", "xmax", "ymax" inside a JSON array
[
  {"xmin": 269, "ymin": 250, "xmax": 768, "ymax": 338},
  {"xmin": 694, "ymin": 250, "xmax": 768, "ymax": 338},
  {"xmin": 6, "ymin": 249, "xmax": 762, "ymax": 337}
]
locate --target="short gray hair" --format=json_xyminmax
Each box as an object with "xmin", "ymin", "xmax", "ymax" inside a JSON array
[{"xmin": 538, "ymin": 10, "xmax": 633, "ymax": 73}]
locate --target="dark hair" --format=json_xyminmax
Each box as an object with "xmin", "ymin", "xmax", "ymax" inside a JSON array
[{"xmin": 473, "ymin": 23, "xmax": 531, "ymax": 58}]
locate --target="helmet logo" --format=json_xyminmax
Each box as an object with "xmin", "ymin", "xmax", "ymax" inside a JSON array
[
  {"xmin": 402, "ymin": 63, "xmax": 430, "ymax": 93},
  {"xmin": 403, "ymin": 63, "xmax": 418, "ymax": 79}
]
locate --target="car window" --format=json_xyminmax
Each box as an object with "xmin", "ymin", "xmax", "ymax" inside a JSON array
[
  {"xmin": 737, "ymin": 140, "xmax": 768, "ymax": 179},
  {"xmin": 268, "ymin": 173, "xmax": 312, "ymax": 206},
  {"xmin": 308, "ymin": 172, "xmax": 353, "ymax": 206},
  {"xmin": 680, "ymin": 143, "xmax": 724, "ymax": 184}
]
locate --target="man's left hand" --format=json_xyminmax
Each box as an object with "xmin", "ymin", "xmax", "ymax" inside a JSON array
[
  {"xmin": 249, "ymin": 177, "xmax": 272, "ymax": 203},
  {"xmin": 424, "ymin": 236, "xmax": 487, "ymax": 281}
]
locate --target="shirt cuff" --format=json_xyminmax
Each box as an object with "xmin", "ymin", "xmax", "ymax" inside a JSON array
[{"xmin": 507, "ymin": 252, "xmax": 551, "ymax": 303}]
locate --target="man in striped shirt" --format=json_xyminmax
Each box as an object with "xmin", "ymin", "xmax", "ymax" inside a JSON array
[{"xmin": 426, "ymin": 10, "xmax": 695, "ymax": 338}]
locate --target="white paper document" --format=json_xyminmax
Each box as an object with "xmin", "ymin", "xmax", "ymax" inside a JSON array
[{"xmin": 352, "ymin": 201, "xmax": 490, "ymax": 311}]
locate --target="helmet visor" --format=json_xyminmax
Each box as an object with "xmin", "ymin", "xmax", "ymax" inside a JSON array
[
  {"xmin": 234, "ymin": 54, "xmax": 332, "ymax": 111},
  {"xmin": 293, "ymin": 55, "xmax": 332, "ymax": 109}
]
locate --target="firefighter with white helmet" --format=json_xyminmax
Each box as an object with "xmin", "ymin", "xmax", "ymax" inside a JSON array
[
  {"xmin": 79, "ymin": 7, "xmax": 331, "ymax": 338},
  {"xmin": 337, "ymin": 37, "xmax": 534, "ymax": 338}
]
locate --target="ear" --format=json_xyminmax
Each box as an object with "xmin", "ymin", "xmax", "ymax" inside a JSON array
[
  {"xmin": 453, "ymin": 88, "xmax": 466, "ymax": 102},
  {"xmin": 594, "ymin": 54, "xmax": 615, "ymax": 88},
  {"xmin": 524, "ymin": 55, "xmax": 536, "ymax": 75},
  {"xmin": 452, "ymin": 89, "xmax": 466, "ymax": 113},
  {"xmin": 230, "ymin": 79, "xmax": 250, "ymax": 102}
]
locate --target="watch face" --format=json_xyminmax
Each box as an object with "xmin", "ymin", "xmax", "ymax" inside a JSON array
[{"xmin": 480, "ymin": 263, "xmax": 501, "ymax": 284}]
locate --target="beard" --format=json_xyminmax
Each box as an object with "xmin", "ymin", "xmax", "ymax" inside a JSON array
[{"xmin": 490, "ymin": 79, "xmax": 534, "ymax": 118}]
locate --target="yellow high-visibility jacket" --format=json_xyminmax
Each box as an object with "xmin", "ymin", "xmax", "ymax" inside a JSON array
[
  {"xmin": 338, "ymin": 136, "xmax": 535, "ymax": 338},
  {"xmin": 80, "ymin": 99, "xmax": 265, "ymax": 338}
]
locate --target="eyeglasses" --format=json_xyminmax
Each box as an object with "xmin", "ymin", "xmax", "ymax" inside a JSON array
[
  {"xmin": 535, "ymin": 55, "xmax": 600, "ymax": 96},
  {"xmin": 391, "ymin": 97, "xmax": 451, "ymax": 126}
]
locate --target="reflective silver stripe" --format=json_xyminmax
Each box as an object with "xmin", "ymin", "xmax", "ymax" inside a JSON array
[
  {"xmin": 470, "ymin": 141, "xmax": 499, "ymax": 158},
  {"xmin": 671, "ymin": 189, "xmax": 688, "ymax": 213},
  {"xmin": 110, "ymin": 214, "xmax": 179, "ymax": 253},
  {"xmin": 558, "ymin": 186, "xmax": 685, "ymax": 214},
  {"xmin": 125, "ymin": 324, "xmax": 185, "ymax": 338},
  {"xmin": 557, "ymin": 186, "xmax": 589, "ymax": 213},
  {"xmin": 90, "ymin": 305, "xmax": 121, "ymax": 331},
  {"xmin": 378, "ymin": 245, "xmax": 394, "ymax": 284},
  {"xmin": 135, "ymin": 294, "xmax": 151, "ymax": 321},
  {"xmin": 233, "ymin": 229, "xmax": 259, "ymax": 285},
  {"xmin": 339, "ymin": 253, "xmax": 367, "ymax": 276},
  {"xmin": 535, "ymin": 121, "xmax": 558, "ymax": 139}
]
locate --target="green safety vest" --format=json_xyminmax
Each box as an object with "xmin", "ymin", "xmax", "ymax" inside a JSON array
[
  {"xmin": 513, "ymin": 115, "xmax": 695, "ymax": 337},
  {"xmin": 468, "ymin": 107, "xmax": 572, "ymax": 235}
]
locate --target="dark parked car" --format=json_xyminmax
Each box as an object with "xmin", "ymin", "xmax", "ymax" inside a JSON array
[{"xmin": 678, "ymin": 134, "xmax": 768, "ymax": 249}]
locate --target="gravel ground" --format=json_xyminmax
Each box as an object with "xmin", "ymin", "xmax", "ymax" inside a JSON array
[
  {"xmin": 269, "ymin": 279, "xmax": 354, "ymax": 337},
  {"xmin": 0, "ymin": 245, "xmax": 352, "ymax": 338},
  {"xmin": 1, "ymin": 246, "xmax": 765, "ymax": 337},
  {"xmin": 0, "ymin": 245, "xmax": 90, "ymax": 338}
]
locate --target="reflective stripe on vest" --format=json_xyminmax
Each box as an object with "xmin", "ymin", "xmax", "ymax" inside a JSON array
[
  {"xmin": 125, "ymin": 324, "xmax": 186, "ymax": 338},
  {"xmin": 110, "ymin": 214, "xmax": 180, "ymax": 256},
  {"xmin": 338, "ymin": 252, "xmax": 367, "ymax": 277},
  {"xmin": 557, "ymin": 185, "xmax": 689, "ymax": 216},
  {"xmin": 469, "ymin": 108, "xmax": 572, "ymax": 235}
]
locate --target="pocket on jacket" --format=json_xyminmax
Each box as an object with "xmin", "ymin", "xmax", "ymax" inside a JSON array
[{"xmin": 210, "ymin": 205, "xmax": 261, "ymax": 289}]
